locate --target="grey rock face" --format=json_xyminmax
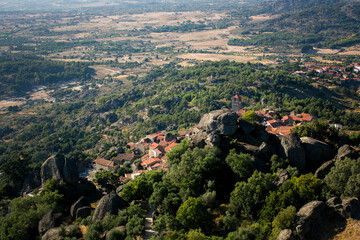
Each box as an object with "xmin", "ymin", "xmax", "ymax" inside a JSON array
[
  {"xmin": 279, "ymin": 133, "xmax": 306, "ymax": 171},
  {"xmin": 276, "ymin": 170, "xmax": 290, "ymax": 187},
  {"xmin": 38, "ymin": 210, "xmax": 63, "ymax": 236},
  {"xmin": 335, "ymin": 144, "xmax": 359, "ymax": 161},
  {"xmin": 42, "ymin": 225, "xmax": 81, "ymax": 240},
  {"xmin": 342, "ymin": 197, "xmax": 360, "ymax": 219},
  {"xmin": 63, "ymin": 158, "xmax": 79, "ymax": 184},
  {"xmin": 40, "ymin": 154, "xmax": 65, "ymax": 186},
  {"xmin": 301, "ymin": 137, "xmax": 333, "ymax": 171},
  {"xmin": 40, "ymin": 154, "xmax": 79, "ymax": 186},
  {"xmin": 70, "ymin": 197, "xmax": 90, "ymax": 218},
  {"xmin": 189, "ymin": 131, "xmax": 207, "ymax": 148},
  {"xmin": 206, "ymin": 133, "xmax": 221, "ymax": 147},
  {"xmin": 314, "ymin": 160, "xmax": 334, "ymax": 179},
  {"xmin": 76, "ymin": 206, "xmax": 92, "ymax": 219},
  {"xmin": 295, "ymin": 201, "xmax": 326, "ymax": 239},
  {"xmin": 92, "ymin": 193, "xmax": 129, "ymax": 222},
  {"xmin": 198, "ymin": 110, "xmax": 238, "ymax": 136},
  {"xmin": 277, "ymin": 229, "xmax": 294, "ymax": 240},
  {"xmin": 238, "ymin": 119, "xmax": 254, "ymax": 135}
]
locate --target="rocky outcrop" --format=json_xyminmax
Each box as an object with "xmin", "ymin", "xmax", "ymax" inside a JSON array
[
  {"xmin": 335, "ymin": 144, "xmax": 359, "ymax": 161},
  {"xmin": 40, "ymin": 154, "xmax": 79, "ymax": 186},
  {"xmin": 105, "ymin": 226, "xmax": 126, "ymax": 240},
  {"xmin": 70, "ymin": 197, "xmax": 90, "ymax": 219},
  {"xmin": 198, "ymin": 110, "xmax": 238, "ymax": 136},
  {"xmin": 98, "ymin": 112, "xmax": 118, "ymax": 124},
  {"xmin": 276, "ymin": 170, "xmax": 290, "ymax": 187},
  {"xmin": 342, "ymin": 197, "xmax": 360, "ymax": 219},
  {"xmin": 76, "ymin": 206, "xmax": 92, "ymax": 219},
  {"xmin": 22, "ymin": 170, "xmax": 41, "ymax": 196},
  {"xmin": 277, "ymin": 229, "xmax": 294, "ymax": 240},
  {"xmin": 279, "ymin": 133, "xmax": 306, "ymax": 171},
  {"xmin": 314, "ymin": 160, "xmax": 334, "ymax": 179},
  {"xmin": 238, "ymin": 119, "xmax": 254, "ymax": 135},
  {"xmin": 92, "ymin": 193, "xmax": 129, "ymax": 222},
  {"xmin": 38, "ymin": 210, "xmax": 63, "ymax": 236},
  {"xmin": 165, "ymin": 132, "xmax": 175, "ymax": 142},
  {"xmin": 301, "ymin": 137, "xmax": 333, "ymax": 171},
  {"xmin": 295, "ymin": 201, "xmax": 326, "ymax": 239},
  {"xmin": 42, "ymin": 225, "xmax": 81, "ymax": 240},
  {"xmin": 63, "ymin": 159, "xmax": 79, "ymax": 185},
  {"xmin": 41, "ymin": 154, "xmax": 65, "ymax": 186},
  {"xmin": 189, "ymin": 131, "xmax": 207, "ymax": 148}
]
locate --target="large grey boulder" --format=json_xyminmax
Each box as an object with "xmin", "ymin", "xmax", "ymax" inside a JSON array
[
  {"xmin": 41, "ymin": 154, "xmax": 66, "ymax": 186},
  {"xmin": 314, "ymin": 160, "xmax": 334, "ymax": 179},
  {"xmin": 279, "ymin": 133, "xmax": 306, "ymax": 171},
  {"xmin": 63, "ymin": 158, "xmax": 79, "ymax": 184},
  {"xmin": 342, "ymin": 197, "xmax": 360, "ymax": 219},
  {"xmin": 38, "ymin": 210, "xmax": 63, "ymax": 236},
  {"xmin": 198, "ymin": 110, "xmax": 238, "ymax": 136},
  {"xmin": 92, "ymin": 193, "xmax": 129, "ymax": 222},
  {"xmin": 105, "ymin": 226, "xmax": 126, "ymax": 240},
  {"xmin": 76, "ymin": 206, "xmax": 92, "ymax": 219},
  {"xmin": 277, "ymin": 229, "xmax": 294, "ymax": 240},
  {"xmin": 189, "ymin": 131, "xmax": 207, "ymax": 148},
  {"xmin": 238, "ymin": 119, "xmax": 254, "ymax": 135},
  {"xmin": 301, "ymin": 137, "xmax": 333, "ymax": 171},
  {"xmin": 70, "ymin": 197, "xmax": 90, "ymax": 218},
  {"xmin": 40, "ymin": 154, "xmax": 79, "ymax": 186},
  {"xmin": 295, "ymin": 201, "xmax": 326, "ymax": 239},
  {"xmin": 42, "ymin": 225, "xmax": 81, "ymax": 240},
  {"xmin": 335, "ymin": 144, "xmax": 359, "ymax": 161}
]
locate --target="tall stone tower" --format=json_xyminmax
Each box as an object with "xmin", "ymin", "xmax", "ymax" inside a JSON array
[{"xmin": 232, "ymin": 94, "xmax": 241, "ymax": 112}]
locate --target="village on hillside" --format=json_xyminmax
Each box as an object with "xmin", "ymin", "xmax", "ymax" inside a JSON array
[
  {"xmin": 91, "ymin": 93, "xmax": 349, "ymax": 182},
  {"xmin": 293, "ymin": 62, "xmax": 360, "ymax": 83},
  {"xmin": 91, "ymin": 94, "xmax": 343, "ymax": 181}
]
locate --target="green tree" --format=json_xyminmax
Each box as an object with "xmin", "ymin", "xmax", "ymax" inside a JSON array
[
  {"xmin": 230, "ymin": 171, "xmax": 277, "ymax": 219},
  {"xmin": 324, "ymin": 158, "xmax": 360, "ymax": 198},
  {"xmin": 176, "ymin": 197, "xmax": 213, "ymax": 232},
  {"xmin": 271, "ymin": 206, "xmax": 296, "ymax": 239},
  {"xmin": 241, "ymin": 111, "xmax": 259, "ymax": 123},
  {"xmin": 225, "ymin": 150, "xmax": 255, "ymax": 180},
  {"xmin": 260, "ymin": 174, "xmax": 322, "ymax": 223}
]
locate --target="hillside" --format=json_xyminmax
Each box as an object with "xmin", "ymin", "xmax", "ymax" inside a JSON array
[{"xmin": 229, "ymin": 1, "xmax": 360, "ymax": 51}]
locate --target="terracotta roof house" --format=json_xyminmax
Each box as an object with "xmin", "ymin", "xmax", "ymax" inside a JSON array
[
  {"xmin": 94, "ymin": 158, "xmax": 119, "ymax": 172},
  {"xmin": 114, "ymin": 152, "xmax": 135, "ymax": 164},
  {"xmin": 165, "ymin": 142, "xmax": 178, "ymax": 152},
  {"xmin": 141, "ymin": 157, "xmax": 162, "ymax": 169}
]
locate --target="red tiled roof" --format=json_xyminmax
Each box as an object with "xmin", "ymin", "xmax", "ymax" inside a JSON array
[
  {"xmin": 114, "ymin": 152, "xmax": 135, "ymax": 162},
  {"xmin": 178, "ymin": 130, "xmax": 187, "ymax": 136},
  {"xmin": 159, "ymin": 140, "xmax": 168, "ymax": 147},
  {"xmin": 150, "ymin": 142, "xmax": 159, "ymax": 149},
  {"xmin": 165, "ymin": 142, "xmax": 178, "ymax": 151},
  {"xmin": 233, "ymin": 94, "xmax": 240, "ymax": 99},
  {"xmin": 94, "ymin": 158, "xmax": 117, "ymax": 167},
  {"xmin": 127, "ymin": 142, "xmax": 136, "ymax": 148},
  {"xmin": 141, "ymin": 157, "xmax": 162, "ymax": 167},
  {"xmin": 149, "ymin": 132, "xmax": 163, "ymax": 138},
  {"xmin": 238, "ymin": 109, "xmax": 248, "ymax": 115},
  {"xmin": 141, "ymin": 154, "xmax": 149, "ymax": 160}
]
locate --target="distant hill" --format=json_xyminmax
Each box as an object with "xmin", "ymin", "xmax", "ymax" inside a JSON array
[
  {"xmin": 261, "ymin": 0, "xmax": 345, "ymax": 14},
  {"xmin": 229, "ymin": 1, "xmax": 360, "ymax": 50}
]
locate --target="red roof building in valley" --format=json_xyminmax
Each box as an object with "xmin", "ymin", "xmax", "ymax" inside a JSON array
[
  {"xmin": 94, "ymin": 158, "xmax": 119, "ymax": 172},
  {"xmin": 165, "ymin": 142, "xmax": 178, "ymax": 152},
  {"xmin": 141, "ymin": 157, "xmax": 162, "ymax": 169}
]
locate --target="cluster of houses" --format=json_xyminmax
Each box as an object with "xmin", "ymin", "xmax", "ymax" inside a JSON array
[
  {"xmin": 292, "ymin": 62, "xmax": 360, "ymax": 82},
  {"xmin": 93, "ymin": 131, "xmax": 181, "ymax": 181},
  {"xmin": 232, "ymin": 94, "xmax": 315, "ymax": 136}
]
